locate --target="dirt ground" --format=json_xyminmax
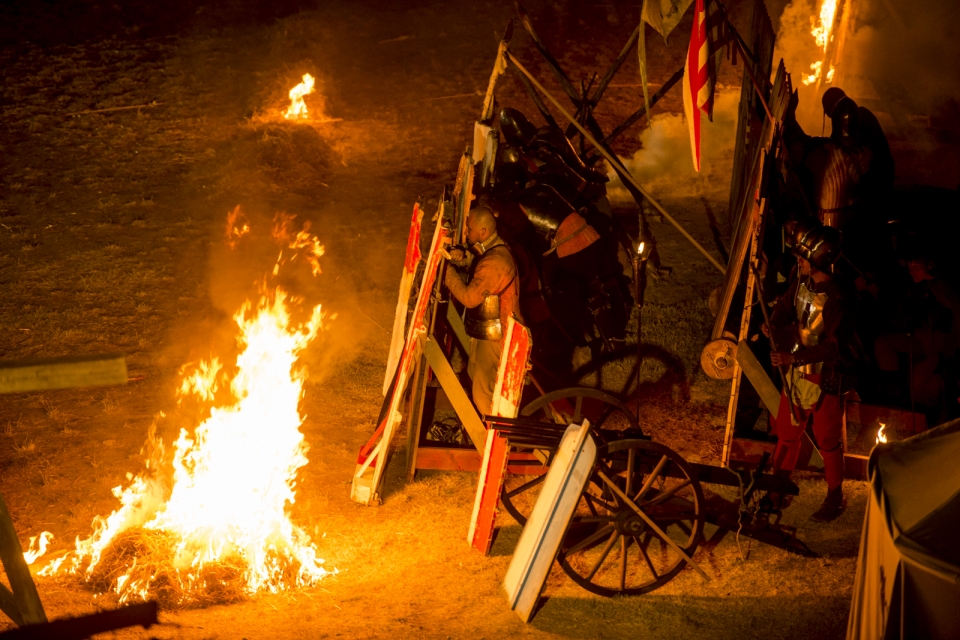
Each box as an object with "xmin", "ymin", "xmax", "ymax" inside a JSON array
[{"xmin": 1, "ymin": 1, "xmax": 865, "ymax": 638}]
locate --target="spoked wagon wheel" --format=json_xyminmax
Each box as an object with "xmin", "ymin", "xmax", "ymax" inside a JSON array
[
  {"xmin": 500, "ymin": 387, "xmax": 640, "ymax": 526},
  {"xmin": 557, "ymin": 439, "xmax": 704, "ymax": 596}
]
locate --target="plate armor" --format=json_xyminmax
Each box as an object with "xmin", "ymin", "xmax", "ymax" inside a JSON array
[
  {"xmin": 464, "ymin": 294, "xmax": 502, "ymax": 340},
  {"xmin": 793, "ymin": 278, "xmax": 829, "ymax": 374}
]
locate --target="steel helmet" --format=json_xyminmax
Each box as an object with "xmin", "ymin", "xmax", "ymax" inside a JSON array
[
  {"xmin": 784, "ymin": 216, "xmax": 821, "ymax": 251},
  {"xmin": 794, "ymin": 223, "xmax": 843, "ymax": 270},
  {"xmin": 830, "ymin": 96, "xmax": 860, "ymax": 140},
  {"xmin": 498, "ymin": 108, "xmax": 538, "ymax": 149},
  {"xmin": 821, "ymin": 87, "xmax": 847, "ymax": 117}
]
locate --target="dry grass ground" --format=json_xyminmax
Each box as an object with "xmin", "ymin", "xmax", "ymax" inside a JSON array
[{"xmin": 1, "ymin": 2, "xmax": 863, "ymax": 638}]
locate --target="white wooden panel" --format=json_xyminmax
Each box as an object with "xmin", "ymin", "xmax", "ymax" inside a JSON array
[{"xmin": 502, "ymin": 420, "xmax": 596, "ymax": 622}]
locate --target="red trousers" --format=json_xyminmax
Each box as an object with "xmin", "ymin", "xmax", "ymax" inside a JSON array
[{"xmin": 772, "ymin": 384, "xmax": 845, "ymax": 490}]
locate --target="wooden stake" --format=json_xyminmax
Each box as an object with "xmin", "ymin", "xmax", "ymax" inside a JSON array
[
  {"xmin": 67, "ymin": 102, "xmax": 164, "ymax": 116},
  {"xmin": 0, "ymin": 353, "xmax": 127, "ymax": 395},
  {"xmin": 0, "ymin": 493, "xmax": 47, "ymax": 626}
]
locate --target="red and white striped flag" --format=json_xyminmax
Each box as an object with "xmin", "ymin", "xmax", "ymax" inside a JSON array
[{"xmin": 683, "ymin": 0, "xmax": 714, "ymax": 172}]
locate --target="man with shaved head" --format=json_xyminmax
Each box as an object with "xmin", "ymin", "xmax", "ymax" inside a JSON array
[{"xmin": 444, "ymin": 205, "xmax": 522, "ymax": 415}]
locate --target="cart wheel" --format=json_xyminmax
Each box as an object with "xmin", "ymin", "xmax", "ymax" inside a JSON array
[
  {"xmin": 557, "ymin": 439, "xmax": 704, "ymax": 596},
  {"xmin": 500, "ymin": 387, "xmax": 640, "ymax": 526}
]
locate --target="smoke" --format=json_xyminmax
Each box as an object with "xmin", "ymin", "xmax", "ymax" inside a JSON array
[
  {"xmin": 774, "ymin": 0, "xmax": 960, "ymax": 133},
  {"xmin": 607, "ymin": 89, "xmax": 741, "ymax": 202}
]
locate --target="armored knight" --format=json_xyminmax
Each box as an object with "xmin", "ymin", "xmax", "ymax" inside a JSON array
[
  {"xmin": 764, "ymin": 221, "xmax": 855, "ymax": 521},
  {"xmin": 517, "ymin": 185, "xmax": 628, "ymax": 347},
  {"xmin": 444, "ymin": 206, "xmax": 522, "ymax": 416}
]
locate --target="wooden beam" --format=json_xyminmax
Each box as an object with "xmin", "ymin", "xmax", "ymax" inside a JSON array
[
  {"xmin": 445, "ymin": 302, "xmax": 470, "ymax": 353},
  {"xmin": 589, "ymin": 23, "xmax": 641, "ymax": 108},
  {"xmin": 0, "ymin": 601, "xmax": 158, "ymax": 640},
  {"xmin": 0, "ymin": 582, "xmax": 24, "ymax": 627},
  {"xmin": 0, "ymin": 493, "xmax": 47, "ymax": 625},
  {"xmin": 415, "ymin": 447, "xmax": 547, "ymax": 474},
  {"xmin": 422, "ymin": 337, "xmax": 486, "ymax": 452},
  {"xmin": 736, "ymin": 340, "xmax": 781, "ymax": 414},
  {"xmin": 0, "ymin": 353, "xmax": 126, "ymax": 394},
  {"xmin": 594, "ymin": 66, "xmax": 684, "ymax": 149}
]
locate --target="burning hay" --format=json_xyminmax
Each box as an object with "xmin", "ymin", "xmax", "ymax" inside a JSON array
[
  {"xmin": 284, "ymin": 73, "xmax": 316, "ymax": 120},
  {"xmin": 33, "ymin": 210, "xmax": 336, "ymax": 607},
  {"xmin": 78, "ymin": 528, "xmax": 249, "ymax": 608}
]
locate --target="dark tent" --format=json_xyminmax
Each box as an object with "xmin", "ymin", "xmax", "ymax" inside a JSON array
[{"xmin": 847, "ymin": 419, "xmax": 960, "ymax": 639}]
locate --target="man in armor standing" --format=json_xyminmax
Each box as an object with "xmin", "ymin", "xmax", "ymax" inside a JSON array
[
  {"xmin": 763, "ymin": 223, "xmax": 855, "ymax": 522},
  {"xmin": 444, "ymin": 206, "xmax": 522, "ymax": 416}
]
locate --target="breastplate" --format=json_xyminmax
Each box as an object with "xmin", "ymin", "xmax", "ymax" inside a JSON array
[
  {"xmin": 463, "ymin": 248, "xmax": 505, "ymax": 341},
  {"xmin": 793, "ymin": 279, "xmax": 829, "ymax": 374},
  {"xmin": 464, "ymin": 294, "xmax": 502, "ymax": 340}
]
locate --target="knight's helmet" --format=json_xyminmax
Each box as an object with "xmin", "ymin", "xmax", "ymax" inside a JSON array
[
  {"xmin": 830, "ymin": 96, "xmax": 860, "ymax": 141},
  {"xmin": 793, "ymin": 222, "xmax": 843, "ymax": 271},
  {"xmin": 517, "ymin": 184, "xmax": 575, "ymax": 240},
  {"xmin": 498, "ymin": 107, "xmax": 538, "ymax": 149},
  {"xmin": 493, "ymin": 145, "xmax": 528, "ymax": 195},
  {"xmin": 821, "ymin": 87, "xmax": 847, "ymax": 117},
  {"xmin": 784, "ymin": 216, "xmax": 821, "ymax": 252}
]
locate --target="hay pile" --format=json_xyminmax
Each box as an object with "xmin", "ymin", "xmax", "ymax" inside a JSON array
[{"xmin": 77, "ymin": 528, "xmax": 251, "ymax": 608}]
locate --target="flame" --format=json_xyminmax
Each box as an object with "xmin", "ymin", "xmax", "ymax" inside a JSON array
[
  {"xmin": 638, "ymin": 242, "xmax": 645, "ymax": 256},
  {"xmin": 24, "ymin": 531, "xmax": 53, "ymax": 565},
  {"xmin": 283, "ymin": 74, "xmax": 315, "ymax": 120},
  {"xmin": 271, "ymin": 212, "xmax": 325, "ymax": 277},
  {"xmin": 803, "ymin": 61, "xmax": 823, "ymax": 86},
  {"xmin": 178, "ymin": 358, "xmax": 223, "ymax": 404},
  {"xmin": 811, "ymin": 0, "xmax": 839, "ymax": 51},
  {"xmin": 225, "ymin": 205, "xmax": 250, "ymax": 248},
  {"xmin": 36, "ymin": 211, "xmax": 334, "ymax": 604},
  {"xmin": 877, "ymin": 423, "xmax": 888, "ymax": 444},
  {"xmin": 801, "ymin": 0, "xmax": 840, "ymax": 86}
]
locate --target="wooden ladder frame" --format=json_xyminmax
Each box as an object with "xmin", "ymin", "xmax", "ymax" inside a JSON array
[{"xmin": 0, "ymin": 353, "xmax": 129, "ymax": 629}]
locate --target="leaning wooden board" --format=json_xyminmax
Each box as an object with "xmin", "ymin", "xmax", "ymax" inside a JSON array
[
  {"xmin": 351, "ymin": 214, "xmax": 450, "ymax": 505},
  {"xmin": 502, "ymin": 421, "xmax": 595, "ymax": 623},
  {"xmin": 468, "ymin": 318, "xmax": 533, "ymax": 554}
]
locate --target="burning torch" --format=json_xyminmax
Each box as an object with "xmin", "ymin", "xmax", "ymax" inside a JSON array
[{"xmin": 633, "ymin": 237, "xmax": 649, "ymax": 419}]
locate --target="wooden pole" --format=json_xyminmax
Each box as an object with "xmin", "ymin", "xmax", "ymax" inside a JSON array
[
  {"xmin": 589, "ymin": 23, "xmax": 641, "ymax": 107},
  {"xmin": 507, "ymin": 60, "xmax": 562, "ymax": 132},
  {"xmin": 67, "ymin": 102, "xmax": 164, "ymax": 116},
  {"xmin": 480, "ymin": 20, "xmax": 514, "ymax": 123},
  {"xmin": 505, "ymin": 52, "xmax": 725, "ymax": 274},
  {"xmin": 0, "ymin": 354, "xmax": 127, "ymax": 394},
  {"xmin": 0, "ymin": 493, "xmax": 47, "ymax": 625},
  {"xmin": 594, "ymin": 66, "xmax": 684, "ymax": 149},
  {"xmin": 514, "ymin": 2, "xmax": 581, "ymax": 104}
]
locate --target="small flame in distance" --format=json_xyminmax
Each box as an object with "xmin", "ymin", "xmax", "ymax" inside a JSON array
[
  {"xmin": 877, "ymin": 423, "xmax": 888, "ymax": 444},
  {"xmin": 36, "ymin": 207, "xmax": 334, "ymax": 604},
  {"xmin": 283, "ymin": 74, "xmax": 316, "ymax": 120}
]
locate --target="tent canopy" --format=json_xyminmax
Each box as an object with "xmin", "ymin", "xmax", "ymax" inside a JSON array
[
  {"xmin": 848, "ymin": 418, "xmax": 960, "ymax": 640},
  {"xmin": 874, "ymin": 419, "xmax": 960, "ymax": 573}
]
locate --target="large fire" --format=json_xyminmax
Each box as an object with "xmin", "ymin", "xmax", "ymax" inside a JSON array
[
  {"xmin": 31, "ymin": 208, "xmax": 334, "ymax": 605},
  {"xmin": 802, "ymin": 0, "xmax": 840, "ymax": 86}
]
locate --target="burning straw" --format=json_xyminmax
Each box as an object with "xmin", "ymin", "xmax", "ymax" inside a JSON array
[{"xmin": 35, "ymin": 209, "xmax": 337, "ymax": 608}]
